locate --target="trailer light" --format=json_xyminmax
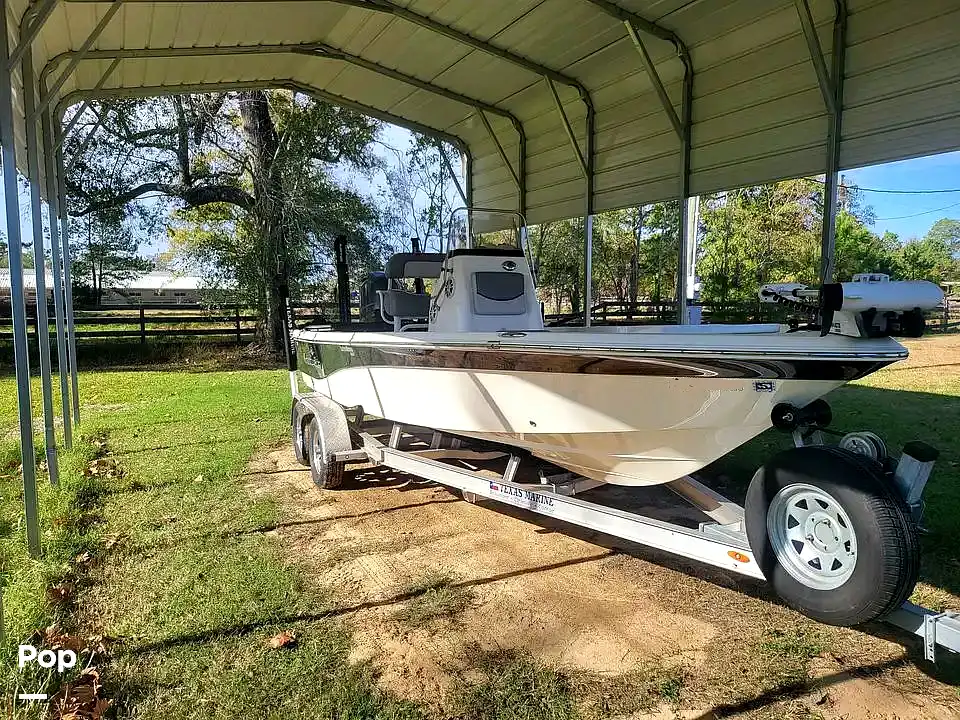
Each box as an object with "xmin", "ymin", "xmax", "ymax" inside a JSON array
[{"xmin": 728, "ymin": 551, "xmax": 750, "ymax": 564}]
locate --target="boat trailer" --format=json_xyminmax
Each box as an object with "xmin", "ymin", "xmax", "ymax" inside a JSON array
[{"xmin": 290, "ymin": 391, "xmax": 960, "ymax": 663}]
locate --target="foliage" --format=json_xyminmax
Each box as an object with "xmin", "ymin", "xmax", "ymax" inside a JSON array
[
  {"xmin": 698, "ymin": 180, "xmax": 822, "ymax": 304},
  {"xmin": 64, "ymin": 91, "xmax": 385, "ymax": 350},
  {"xmin": 71, "ymin": 206, "xmax": 152, "ymax": 303},
  {"xmin": 380, "ymin": 135, "xmax": 464, "ymax": 254},
  {"xmin": 832, "ymin": 212, "xmax": 899, "ymax": 280}
]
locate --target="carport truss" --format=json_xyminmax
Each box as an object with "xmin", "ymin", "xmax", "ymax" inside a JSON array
[{"xmin": 2, "ymin": 0, "xmax": 960, "ymax": 660}]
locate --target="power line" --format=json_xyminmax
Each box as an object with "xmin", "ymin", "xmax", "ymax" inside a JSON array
[
  {"xmin": 873, "ymin": 201, "xmax": 960, "ymax": 221},
  {"xmin": 808, "ymin": 177, "xmax": 960, "ymax": 195},
  {"xmin": 853, "ymin": 185, "xmax": 960, "ymax": 195}
]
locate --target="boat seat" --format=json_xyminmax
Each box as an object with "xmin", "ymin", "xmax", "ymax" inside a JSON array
[
  {"xmin": 385, "ymin": 252, "xmax": 444, "ymax": 279},
  {"xmin": 379, "ymin": 252, "xmax": 444, "ymax": 331},
  {"xmin": 380, "ymin": 289, "xmax": 431, "ymax": 320}
]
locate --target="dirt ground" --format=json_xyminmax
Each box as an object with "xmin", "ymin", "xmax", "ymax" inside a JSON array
[{"xmin": 245, "ymin": 446, "xmax": 959, "ymax": 720}]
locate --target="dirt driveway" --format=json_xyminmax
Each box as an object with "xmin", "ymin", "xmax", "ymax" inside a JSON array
[{"xmin": 246, "ymin": 447, "xmax": 959, "ymax": 720}]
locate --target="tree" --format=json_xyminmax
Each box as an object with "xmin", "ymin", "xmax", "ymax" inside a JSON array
[
  {"xmin": 832, "ymin": 210, "xmax": 898, "ymax": 280},
  {"xmin": 529, "ymin": 218, "xmax": 584, "ymax": 315},
  {"xmin": 925, "ymin": 218, "xmax": 960, "ymax": 257},
  {"xmin": 380, "ymin": 134, "xmax": 463, "ymax": 254},
  {"xmin": 72, "ymin": 207, "xmax": 151, "ymax": 304},
  {"xmin": 698, "ymin": 180, "xmax": 823, "ymax": 303},
  {"xmin": 65, "ymin": 91, "xmax": 383, "ymax": 351}
]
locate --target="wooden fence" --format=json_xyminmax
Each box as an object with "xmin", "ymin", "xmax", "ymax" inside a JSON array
[
  {"xmin": 0, "ymin": 303, "xmax": 258, "ymax": 344},
  {"xmin": 2, "ymin": 296, "xmax": 957, "ymax": 344}
]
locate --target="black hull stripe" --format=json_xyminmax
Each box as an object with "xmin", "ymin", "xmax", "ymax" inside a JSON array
[{"xmin": 297, "ymin": 340, "xmax": 893, "ymax": 381}]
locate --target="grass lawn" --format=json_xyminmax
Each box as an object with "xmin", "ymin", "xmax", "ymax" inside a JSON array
[
  {"xmin": 0, "ymin": 334, "xmax": 958, "ymax": 718},
  {"xmin": 0, "ymin": 363, "xmax": 421, "ymax": 719}
]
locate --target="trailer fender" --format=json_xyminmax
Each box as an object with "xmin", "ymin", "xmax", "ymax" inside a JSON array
[{"xmin": 291, "ymin": 394, "xmax": 351, "ymax": 467}]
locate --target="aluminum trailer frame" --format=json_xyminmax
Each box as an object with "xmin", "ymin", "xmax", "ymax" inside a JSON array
[{"xmin": 297, "ymin": 397, "xmax": 960, "ymax": 663}]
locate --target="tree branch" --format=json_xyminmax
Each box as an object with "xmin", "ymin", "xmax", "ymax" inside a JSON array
[{"xmin": 72, "ymin": 182, "xmax": 255, "ymax": 216}]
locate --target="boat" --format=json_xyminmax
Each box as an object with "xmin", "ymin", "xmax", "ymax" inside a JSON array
[
  {"xmin": 291, "ymin": 212, "xmax": 944, "ymax": 488},
  {"xmin": 286, "ymin": 211, "xmax": 954, "ymax": 630}
]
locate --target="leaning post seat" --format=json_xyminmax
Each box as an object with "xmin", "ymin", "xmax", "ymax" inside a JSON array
[
  {"xmin": 378, "ymin": 252, "xmax": 445, "ymax": 330},
  {"xmin": 428, "ymin": 248, "xmax": 545, "ymax": 333}
]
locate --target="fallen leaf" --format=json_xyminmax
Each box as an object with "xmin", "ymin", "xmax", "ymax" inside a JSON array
[
  {"xmin": 266, "ymin": 630, "xmax": 297, "ymax": 649},
  {"xmin": 50, "ymin": 667, "xmax": 111, "ymax": 720},
  {"xmin": 161, "ymin": 515, "xmax": 178, "ymax": 524},
  {"xmin": 47, "ymin": 582, "xmax": 76, "ymax": 605},
  {"xmin": 193, "ymin": 474, "xmax": 204, "ymax": 483}
]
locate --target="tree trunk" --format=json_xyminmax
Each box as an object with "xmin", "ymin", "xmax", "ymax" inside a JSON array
[{"xmin": 239, "ymin": 90, "xmax": 288, "ymax": 354}]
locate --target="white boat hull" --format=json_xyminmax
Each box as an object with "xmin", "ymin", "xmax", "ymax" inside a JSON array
[
  {"xmin": 299, "ymin": 364, "xmax": 842, "ymax": 486},
  {"xmin": 292, "ymin": 327, "xmax": 905, "ymax": 486}
]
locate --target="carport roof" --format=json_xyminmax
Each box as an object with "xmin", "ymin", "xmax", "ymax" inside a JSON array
[{"xmin": 7, "ymin": 0, "xmax": 960, "ymax": 225}]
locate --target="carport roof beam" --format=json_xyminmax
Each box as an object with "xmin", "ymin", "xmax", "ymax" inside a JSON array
[
  {"xmin": 321, "ymin": 0, "xmax": 587, "ymax": 93},
  {"xmin": 623, "ymin": 21, "xmax": 682, "ymax": 141},
  {"xmin": 45, "ymin": 42, "xmax": 517, "ymax": 168},
  {"xmin": 56, "ymin": 57, "xmax": 120, "ymax": 151},
  {"xmin": 794, "ymin": 0, "xmax": 838, "ymax": 117},
  {"xmin": 438, "ymin": 143, "xmax": 467, "ymax": 208},
  {"xmin": 33, "ymin": 0, "xmax": 123, "ymax": 121},
  {"xmin": 56, "ymin": 81, "xmax": 470, "ymax": 156},
  {"xmin": 545, "ymin": 77, "xmax": 587, "ymax": 179},
  {"xmin": 476, "ymin": 109, "xmax": 520, "ymax": 191},
  {"xmin": 7, "ymin": 0, "xmax": 59, "ymax": 71},
  {"xmin": 292, "ymin": 45, "xmax": 519, "ymax": 124},
  {"xmin": 55, "ymin": 78, "xmax": 474, "ymax": 185}
]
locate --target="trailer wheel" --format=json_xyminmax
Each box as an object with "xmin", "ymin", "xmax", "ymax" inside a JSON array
[
  {"xmin": 292, "ymin": 415, "xmax": 311, "ymax": 466},
  {"xmin": 745, "ymin": 446, "xmax": 919, "ymax": 626},
  {"xmin": 306, "ymin": 417, "xmax": 345, "ymax": 489}
]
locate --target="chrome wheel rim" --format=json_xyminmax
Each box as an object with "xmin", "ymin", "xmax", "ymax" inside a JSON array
[
  {"xmin": 310, "ymin": 422, "xmax": 325, "ymax": 468},
  {"xmin": 766, "ymin": 483, "xmax": 857, "ymax": 590}
]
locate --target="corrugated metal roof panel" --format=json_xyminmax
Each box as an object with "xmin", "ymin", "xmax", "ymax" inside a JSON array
[{"xmin": 3, "ymin": 0, "xmax": 960, "ymax": 229}]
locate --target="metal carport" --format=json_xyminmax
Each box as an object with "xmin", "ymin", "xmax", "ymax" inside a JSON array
[{"xmin": 2, "ymin": 0, "xmax": 960, "ymax": 657}]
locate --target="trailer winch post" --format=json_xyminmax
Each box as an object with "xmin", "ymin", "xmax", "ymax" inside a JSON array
[{"xmin": 335, "ymin": 234, "xmax": 351, "ymax": 327}]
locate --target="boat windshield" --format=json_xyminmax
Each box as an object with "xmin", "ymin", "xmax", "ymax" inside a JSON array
[{"xmin": 445, "ymin": 208, "xmax": 526, "ymax": 253}]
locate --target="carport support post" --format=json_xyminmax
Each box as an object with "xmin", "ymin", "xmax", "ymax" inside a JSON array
[
  {"xmin": 0, "ymin": 0, "xmax": 41, "ymax": 557},
  {"xmin": 55, "ymin": 143, "xmax": 80, "ymax": 426},
  {"xmin": 794, "ymin": 0, "xmax": 847, "ymax": 285},
  {"xmin": 23, "ymin": 47, "xmax": 60, "ymax": 486},
  {"xmin": 41, "ymin": 108, "xmax": 72, "ymax": 448},
  {"xmin": 820, "ymin": 0, "xmax": 847, "ymax": 286}
]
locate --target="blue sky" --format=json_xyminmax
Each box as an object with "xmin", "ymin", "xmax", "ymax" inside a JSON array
[{"xmin": 843, "ymin": 150, "xmax": 960, "ymax": 240}]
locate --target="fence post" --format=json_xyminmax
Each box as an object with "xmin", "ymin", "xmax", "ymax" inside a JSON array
[
  {"xmin": 235, "ymin": 306, "xmax": 241, "ymax": 346},
  {"xmin": 139, "ymin": 306, "xmax": 146, "ymax": 345}
]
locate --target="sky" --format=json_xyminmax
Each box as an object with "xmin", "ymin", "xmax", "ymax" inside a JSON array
[
  {"xmin": 843, "ymin": 150, "xmax": 960, "ymax": 240},
  {"xmin": 2, "ymin": 135, "xmax": 959, "ymax": 259}
]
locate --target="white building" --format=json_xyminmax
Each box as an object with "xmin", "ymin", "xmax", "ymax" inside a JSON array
[
  {"xmin": 0, "ymin": 268, "xmax": 55, "ymax": 304},
  {"xmin": 101, "ymin": 271, "xmax": 211, "ymax": 305}
]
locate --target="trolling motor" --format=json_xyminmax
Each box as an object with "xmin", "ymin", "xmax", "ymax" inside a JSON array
[{"xmin": 759, "ymin": 274, "xmax": 944, "ymax": 338}]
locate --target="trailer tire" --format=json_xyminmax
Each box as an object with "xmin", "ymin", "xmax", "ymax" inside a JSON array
[
  {"xmin": 292, "ymin": 414, "xmax": 311, "ymax": 466},
  {"xmin": 306, "ymin": 417, "xmax": 345, "ymax": 489},
  {"xmin": 745, "ymin": 445, "xmax": 919, "ymax": 627}
]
